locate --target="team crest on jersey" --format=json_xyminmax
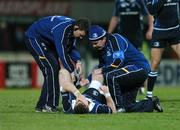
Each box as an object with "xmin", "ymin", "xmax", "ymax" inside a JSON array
[
  {"xmin": 92, "ymin": 90, "xmax": 98, "ymax": 96},
  {"xmin": 107, "ymin": 50, "xmax": 112, "ymax": 56},
  {"xmin": 154, "ymin": 42, "xmax": 160, "ymax": 47}
]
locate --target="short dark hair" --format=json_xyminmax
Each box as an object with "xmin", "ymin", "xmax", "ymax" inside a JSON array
[
  {"xmin": 74, "ymin": 101, "xmax": 89, "ymax": 114},
  {"xmin": 74, "ymin": 18, "xmax": 90, "ymax": 34}
]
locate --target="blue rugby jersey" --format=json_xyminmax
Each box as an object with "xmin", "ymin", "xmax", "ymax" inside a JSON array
[
  {"xmin": 25, "ymin": 16, "xmax": 81, "ymax": 72},
  {"xmin": 98, "ymin": 33, "xmax": 150, "ymax": 72},
  {"xmin": 145, "ymin": 0, "xmax": 180, "ymax": 32},
  {"xmin": 61, "ymin": 91, "xmax": 112, "ymax": 114},
  {"xmin": 113, "ymin": 0, "xmax": 148, "ymax": 34}
]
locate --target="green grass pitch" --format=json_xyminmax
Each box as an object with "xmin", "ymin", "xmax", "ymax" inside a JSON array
[{"xmin": 0, "ymin": 87, "xmax": 180, "ymax": 130}]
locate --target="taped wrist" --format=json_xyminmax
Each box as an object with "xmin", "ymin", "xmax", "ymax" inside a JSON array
[
  {"xmin": 104, "ymin": 93, "xmax": 111, "ymax": 98},
  {"xmin": 74, "ymin": 91, "xmax": 81, "ymax": 97}
]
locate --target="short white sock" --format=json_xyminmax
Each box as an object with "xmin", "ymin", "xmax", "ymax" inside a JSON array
[
  {"xmin": 89, "ymin": 80, "xmax": 102, "ymax": 90},
  {"xmin": 147, "ymin": 91, "xmax": 153, "ymax": 97}
]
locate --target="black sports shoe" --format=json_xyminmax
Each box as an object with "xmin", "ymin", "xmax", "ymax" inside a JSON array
[
  {"xmin": 35, "ymin": 105, "xmax": 59, "ymax": 113},
  {"xmin": 152, "ymin": 96, "xmax": 163, "ymax": 112},
  {"xmin": 42, "ymin": 105, "xmax": 59, "ymax": 113}
]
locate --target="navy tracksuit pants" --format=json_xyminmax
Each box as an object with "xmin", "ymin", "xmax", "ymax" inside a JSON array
[
  {"xmin": 103, "ymin": 65, "xmax": 153, "ymax": 112},
  {"xmin": 25, "ymin": 36, "xmax": 60, "ymax": 109}
]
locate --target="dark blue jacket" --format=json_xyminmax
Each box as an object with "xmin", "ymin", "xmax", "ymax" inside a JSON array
[
  {"xmin": 98, "ymin": 33, "xmax": 150, "ymax": 73},
  {"xmin": 25, "ymin": 16, "xmax": 81, "ymax": 72}
]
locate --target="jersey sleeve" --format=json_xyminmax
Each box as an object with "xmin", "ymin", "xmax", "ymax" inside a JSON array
[
  {"xmin": 61, "ymin": 92, "xmax": 75, "ymax": 114},
  {"xmin": 145, "ymin": 0, "xmax": 165, "ymax": 15},
  {"xmin": 52, "ymin": 20, "xmax": 75, "ymax": 72},
  {"xmin": 96, "ymin": 104, "xmax": 113, "ymax": 114},
  {"xmin": 102, "ymin": 34, "xmax": 126, "ymax": 73}
]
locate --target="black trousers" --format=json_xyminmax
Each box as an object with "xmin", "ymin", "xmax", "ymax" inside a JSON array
[
  {"xmin": 25, "ymin": 37, "xmax": 60, "ymax": 108},
  {"xmin": 103, "ymin": 65, "xmax": 153, "ymax": 112},
  {"xmin": 122, "ymin": 89, "xmax": 154, "ymax": 112}
]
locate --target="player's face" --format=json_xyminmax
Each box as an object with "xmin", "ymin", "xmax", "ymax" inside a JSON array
[
  {"xmin": 91, "ymin": 37, "xmax": 106, "ymax": 50},
  {"xmin": 73, "ymin": 27, "xmax": 86, "ymax": 39}
]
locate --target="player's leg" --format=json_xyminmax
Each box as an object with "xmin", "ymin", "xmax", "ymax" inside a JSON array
[
  {"xmin": 43, "ymin": 47, "xmax": 60, "ymax": 110},
  {"xmin": 125, "ymin": 95, "xmax": 163, "ymax": 112},
  {"xmin": 25, "ymin": 37, "xmax": 60, "ymax": 112},
  {"xmin": 104, "ymin": 65, "xmax": 148, "ymax": 109},
  {"xmin": 104, "ymin": 69, "xmax": 123, "ymax": 109},
  {"xmin": 25, "ymin": 37, "xmax": 47, "ymax": 111},
  {"xmin": 171, "ymin": 43, "xmax": 180, "ymax": 58},
  {"xmin": 146, "ymin": 48, "xmax": 164, "ymax": 98}
]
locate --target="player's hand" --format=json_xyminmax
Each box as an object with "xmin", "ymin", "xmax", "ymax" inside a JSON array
[
  {"xmin": 100, "ymin": 85, "xmax": 109, "ymax": 94},
  {"xmin": 80, "ymin": 78, "xmax": 89, "ymax": 86},
  {"xmin": 76, "ymin": 95, "xmax": 88, "ymax": 107},
  {"xmin": 146, "ymin": 30, "xmax": 153, "ymax": 40},
  {"xmin": 71, "ymin": 72, "xmax": 76, "ymax": 82}
]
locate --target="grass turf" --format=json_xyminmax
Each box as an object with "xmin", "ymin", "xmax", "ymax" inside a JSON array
[{"xmin": 0, "ymin": 87, "xmax": 180, "ymax": 130}]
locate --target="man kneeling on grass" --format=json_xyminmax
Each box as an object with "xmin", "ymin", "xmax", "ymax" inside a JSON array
[{"xmin": 59, "ymin": 68, "xmax": 117, "ymax": 114}]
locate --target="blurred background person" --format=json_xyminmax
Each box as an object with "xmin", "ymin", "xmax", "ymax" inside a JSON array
[
  {"xmin": 145, "ymin": 0, "xmax": 180, "ymax": 98},
  {"xmin": 108, "ymin": 0, "xmax": 153, "ymax": 50}
]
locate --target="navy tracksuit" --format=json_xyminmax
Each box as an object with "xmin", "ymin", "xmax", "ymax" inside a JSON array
[
  {"xmin": 61, "ymin": 88, "xmax": 112, "ymax": 114},
  {"xmin": 97, "ymin": 33, "xmax": 154, "ymax": 112},
  {"xmin": 112, "ymin": 0, "xmax": 148, "ymax": 48},
  {"xmin": 24, "ymin": 16, "xmax": 81, "ymax": 109}
]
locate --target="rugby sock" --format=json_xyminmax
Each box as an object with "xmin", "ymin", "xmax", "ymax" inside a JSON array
[{"xmin": 147, "ymin": 71, "xmax": 158, "ymax": 98}]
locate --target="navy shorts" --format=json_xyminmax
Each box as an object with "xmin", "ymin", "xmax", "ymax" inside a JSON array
[{"xmin": 151, "ymin": 29, "xmax": 180, "ymax": 48}]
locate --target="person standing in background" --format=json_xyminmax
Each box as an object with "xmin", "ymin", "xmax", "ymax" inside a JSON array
[
  {"xmin": 145, "ymin": 0, "xmax": 180, "ymax": 98},
  {"xmin": 108, "ymin": 0, "xmax": 153, "ymax": 50}
]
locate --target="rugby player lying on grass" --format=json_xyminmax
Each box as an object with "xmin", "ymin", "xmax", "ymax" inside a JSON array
[{"xmin": 59, "ymin": 68, "xmax": 117, "ymax": 114}]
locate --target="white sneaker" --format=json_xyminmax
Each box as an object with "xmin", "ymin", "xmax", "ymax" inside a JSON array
[{"xmin": 117, "ymin": 108, "xmax": 126, "ymax": 113}]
